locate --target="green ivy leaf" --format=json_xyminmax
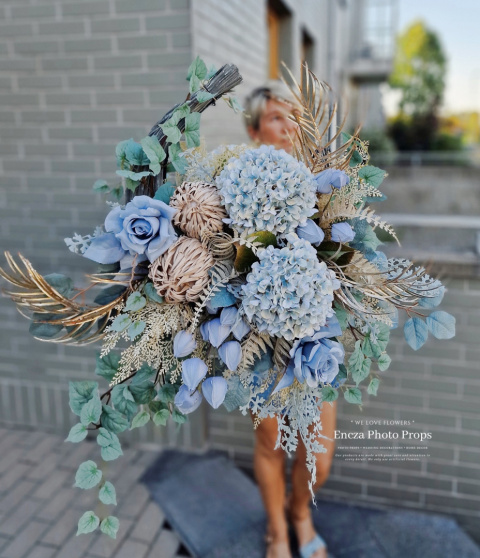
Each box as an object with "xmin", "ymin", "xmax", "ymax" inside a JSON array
[
  {"xmin": 116, "ymin": 169, "xmax": 151, "ymax": 181},
  {"xmin": 99, "ymin": 481, "xmax": 117, "ymax": 506},
  {"xmin": 184, "ymin": 112, "xmax": 201, "ymax": 149},
  {"xmin": 124, "ymin": 140, "xmax": 149, "ymax": 166},
  {"xmin": 161, "ymin": 119, "xmax": 182, "ymax": 144},
  {"xmin": 111, "ymin": 314, "xmax": 132, "ymax": 333},
  {"xmin": 140, "ymin": 135, "xmax": 166, "ymax": 176},
  {"xmin": 158, "ymin": 384, "xmax": 176, "ymax": 404},
  {"xmin": 111, "ymin": 385, "xmax": 138, "ymax": 420},
  {"xmin": 80, "ymin": 394, "xmax": 102, "ymax": 426},
  {"xmin": 362, "ymin": 336, "xmax": 382, "ymax": 359},
  {"xmin": 100, "ymin": 405, "xmax": 129, "ymax": 433},
  {"xmin": 344, "ymin": 388, "xmax": 363, "ymax": 405},
  {"xmin": 100, "ymin": 516, "xmax": 119, "ymax": 539},
  {"xmin": 131, "ymin": 363, "xmax": 156, "ymax": 386},
  {"xmin": 153, "ymin": 409, "xmax": 170, "ymax": 426},
  {"xmin": 69, "ymin": 381, "xmax": 98, "ymax": 416},
  {"xmin": 74, "ymin": 460, "xmax": 102, "ymax": 490},
  {"xmin": 358, "ymin": 165, "xmax": 386, "ymax": 188},
  {"xmin": 168, "ymin": 143, "xmax": 188, "ymax": 175},
  {"xmin": 125, "ymin": 292, "xmax": 147, "ymax": 313},
  {"xmin": 65, "ymin": 423, "xmax": 88, "ymax": 443},
  {"xmin": 131, "ymin": 410, "xmax": 150, "ymax": 429},
  {"xmin": 93, "ymin": 179, "xmax": 109, "ymax": 194},
  {"xmin": 223, "ymin": 95, "xmax": 243, "ymax": 113},
  {"xmin": 95, "ymin": 352, "xmax": 120, "ymax": 382},
  {"xmin": 333, "ymin": 302, "xmax": 348, "ymax": 330},
  {"xmin": 76, "ymin": 511, "xmax": 99, "ymax": 536},
  {"xmin": 130, "ymin": 381, "xmax": 156, "ymax": 405},
  {"xmin": 128, "ymin": 320, "xmax": 146, "ymax": 341},
  {"xmin": 377, "ymin": 353, "xmax": 391, "ymax": 371},
  {"xmin": 187, "ymin": 56, "xmax": 207, "ymax": 81},
  {"xmin": 367, "ymin": 377, "xmax": 380, "ymax": 396},
  {"xmin": 321, "ymin": 386, "xmax": 339, "ymax": 403},
  {"xmin": 97, "ymin": 428, "xmax": 123, "ymax": 461},
  {"xmin": 110, "ymin": 185, "xmax": 123, "ymax": 201},
  {"xmin": 196, "ymin": 90, "xmax": 214, "ymax": 103},
  {"xmin": 153, "ymin": 182, "xmax": 175, "ymax": 205},
  {"xmin": 172, "ymin": 408, "xmax": 187, "ymax": 424}
]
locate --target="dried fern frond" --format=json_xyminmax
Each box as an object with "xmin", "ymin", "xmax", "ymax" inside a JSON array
[
  {"xmin": 282, "ymin": 63, "xmax": 360, "ymax": 173},
  {"xmin": 0, "ymin": 251, "xmax": 129, "ymax": 344},
  {"xmin": 238, "ymin": 330, "xmax": 275, "ymax": 377},
  {"xmin": 273, "ymin": 337, "xmax": 293, "ymax": 373}
]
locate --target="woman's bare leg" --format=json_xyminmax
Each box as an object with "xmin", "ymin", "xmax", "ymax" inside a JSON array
[
  {"xmin": 289, "ymin": 400, "xmax": 337, "ymax": 558},
  {"xmin": 251, "ymin": 413, "xmax": 292, "ymax": 558}
]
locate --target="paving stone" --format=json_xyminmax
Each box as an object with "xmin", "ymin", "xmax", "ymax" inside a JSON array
[
  {"xmin": 35, "ymin": 487, "xmax": 75, "ymax": 522},
  {"xmin": 0, "ymin": 463, "xmax": 30, "ymax": 492},
  {"xmin": 117, "ymin": 483, "xmax": 151, "ymax": 520},
  {"xmin": 53, "ymin": 531, "xmax": 93, "ymax": 558},
  {"xmin": 129, "ymin": 500, "xmax": 165, "ymax": 545},
  {"xmin": 0, "ymin": 520, "xmax": 49, "ymax": 558},
  {"xmin": 0, "ymin": 498, "xmax": 43, "ymax": 537},
  {"xmin": 32, "ymin": 469, "xmax": 70, "ymax": 500},
  {"xmin": 87, "ymin": 519, "xmax": 133, "ymax": 558},
  {"xmin": 150, "ymin": 529, "xmax": 181, "ymax": 558},
  {"xmin": 40, "ymin": 507, "xmax": 79, "ymax": 547},
  {"xmin": 0, "ymin": 479, "xmax": 38, "ymax": 516},
  {"xmin": 114, "ymin": 540, "xmax": 149, "ymax": 558},
  {"xmin": 22, "ymin": 545, "xmax": 57, "ymax": 558}
]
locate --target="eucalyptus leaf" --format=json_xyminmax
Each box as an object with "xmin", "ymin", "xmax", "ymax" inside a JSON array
[
  {"xmin": 143, "ymin": 281, "xmax": 164, "ymax": 303},
  {"xmin": 125, "ymin": 292, "xmax": 147, "ymax": 313},
  {"xmin": 128, "ymin": 320, "xmax": 146, "ymax": 341},
  {"xmin": 44, "ymin": 273, "xmax": 74, "ymax": 297},
  {"xmin": 94, "ymin": 285, "xmax": 126, "ymax": 306},
  {"xmin": 404, "ymin": 317, "xmax": 428, "ymax": 350},
  {"xmin": 358, "ymin": 165, "xmax": 386, "ymax": 188},
  {"xmin": 111, "ymin": 314, "xmax": 131, "ymax": 333}
]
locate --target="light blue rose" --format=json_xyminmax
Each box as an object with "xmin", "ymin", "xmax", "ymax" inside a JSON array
[{"xmin": 84, "ymin": 195, "xmax": 178, "ymax": 266}]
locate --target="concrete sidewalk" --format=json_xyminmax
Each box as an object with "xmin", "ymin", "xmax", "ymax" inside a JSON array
[{"xmin": 0, "ymin": 426, "xmax": 191, "ymax": 558}]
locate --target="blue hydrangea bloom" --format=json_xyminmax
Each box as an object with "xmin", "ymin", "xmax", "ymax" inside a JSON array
[
  {"xmin": 241, "ymin": 237, "xmax": 340, "ymax": 341},
  {"xmin": 216, "ymin": 145, "xmax": 317, "ymax": 237}
]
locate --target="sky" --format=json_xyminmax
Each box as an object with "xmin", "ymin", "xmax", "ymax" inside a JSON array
[{"xmin": 383, "ymin": 0, "xmax": 480, "ymax": 115}]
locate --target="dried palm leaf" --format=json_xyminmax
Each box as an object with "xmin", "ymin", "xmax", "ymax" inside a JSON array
[{"xmin": 0, "ymin": 252, "xmax": 129, "ymax": 344}]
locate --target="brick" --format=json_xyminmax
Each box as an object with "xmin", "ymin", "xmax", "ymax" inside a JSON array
[
  {"xmin": 425, "ymin": 493, "xmax": 480, "ymax": 512},
  {"xmin": 0, "ymin": 144, "xmax": 18, "ymax": 156},
  {"xmin": 427, "ymin": 462, "xmax": 480, "ymax": 482},
  {"xmin": 11, "ymin": 5, "xmax": 56, "ymax": 18},
  {"xmin": 0, "ymin": 111, "xmax": 15, "ymax": 123},
  {"xmin": 54, "ymin": 533, "xmax": 94, "ymax": 558},
  {"xmin": 339, "ymin": 465, "xmax": 392, "ymax": 484},
  {"xmin": 64, "ymin": 38, "xmax": 112, "ymax": 53},
  {"xmin": 26, "ymin": 176, "xmax": 70, "ymax": 190},
  {"xmin": 73, "ymin": 143, "xmax": 116, "ymax": 157},
  {"xmin": 145, "ymin": 13, "xmax": 190, "ymax": 30},
  {"xmin": 68, "ymin": 75, "xmax": 116, "ymax": 89},
  {"xmin": 367, "ymin": 484, "xmax": 420, "ymax": 503},
  {"xmin": 0, "ymin": 59, "xmax": 36, "ymax": 72},
  {"xmin": 0, "ymin": 23, "xmax": 34, "ymax": 36},
  {"xmin": 117, "ymin": 35, "xmax": 168, "ymax": 51},
  {"xmin": 25, "ymin": 144, "xmax": 69, "ymax": 157},
  {"xmin": 14, "ymin": 40, "xmax": 60, "ymax": 55},
  {"xmin": 46, "ymin": 93, "xmax": 92, "ymax": 106},
  {"xmin": 397, "ymin": 474, "xmax": 453, "ymax": 492},
  {"xmin": 116, "ymin": 0, "xmax": 166, "ymax": 13},
  {"xmin": 172, "ymin": 33, "xmax": 191, "ymax": 48},
  {"xmin": 0, "ymin": 92, "xmax": 39, "ymax": 106},
  {"xmin": 87, "ymin": 518, "xmax": 133, "ymax": 557},
  {"xmin": 0, "ymin": 498, "xmax": 43, "ymax": 537},
  {"xmin": 114, "ymin": 539, "xmax": 150, "ymax": 558},
  {"xmin": 71, "ymin": 109, "xmax": 116, "ymax": 123},
  {"xmin": 0, "ymin": 479, "xmax": 38, "ymax": 518},
  {"xmin": 130, "ymin": 500, "xmax": 165, "ymax": 543},
  {"xmin": 459, "ymin": 449, "xmax": 480, "ymax": 465},
  {"xmin": 457, "ymin": 481, "xmax": 480, "ymax": 497},
  {"xmin": 18, "ymin": 76, "xmax": 63, "ymax": 90},
  {"xmin": 91, "ymin": 17, "xmax": 141, "ymax": 33},
  {"xmin": 41, "ymin": 506, "xmax": 79, "ymax": 546},
  {"xmin": 49, "ymin": 127, "xmax": 94, "ymax": 140},
  {"xmin": 117, "ymin": 483, "xmax": 151, "ymax": 520},
  {"xmin": 4, "ymin": 160, "xmax": 45, "ymax": 172},
  {"xmin": 22, "ymin": 110, "xmax": 66, "ymax": 124},
  {"xmin": 94, "ymin": 54, "xmax": 142, "ymax": 70},
  {"xmin": 150, "ymin": 529, "xmax": 181, "ymax": 558},
  {"xmin": 62, "ymin": 1, "xmax": 110, "ymax": 16},
  {"xmin": 38, "ymin": 21, "xmax": 86, "ymax": 35},
  {"xmin": 0, "ymin": 521, "xmax": 49, "ymax": 558},
  {"xmin": 322, "ymin": 478, "xmax": 363, "ymax": 495},
  {"xmin": 147, "ymin": 51, "xmax": 193, "ymax": 68},
  {"xmin": 98, "ymin": 126, "xmax": 147, "ymax": 140},
  {"xmin": 24, "ymin": 545, "xmax": 57, "ymax": 558},
  {"xmin": 120, "ymin": 72, "xmax": 166, "ymax": 87},
  {"xmin": 42, "ymin": 57, "xmax": 89, "ymax": 72},
  {"xmin": 51, "ymin": 160, "xmax": 96, "ymax": 174},
  {"xmin": 429, "ymin": 395, "xmax": 479, "ymax": 415},
  {"xmin": 0, "ymin": 463, "xmax": 31, "ymax": 492},
  {"xmin": 149, "ymin": 89, "xmax": 190, "ymax": 105}
]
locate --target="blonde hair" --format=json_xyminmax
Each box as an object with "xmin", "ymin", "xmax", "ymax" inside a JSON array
[{"xmin": 243, "ymin": 80, "xmax": 300, "ymax": 131}]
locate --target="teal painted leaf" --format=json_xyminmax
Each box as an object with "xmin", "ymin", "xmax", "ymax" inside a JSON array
[
  {"xmin": 404, "ymin": 317, "xmax": 428, "ymax": 350},
  {"xmin": 128, "ymin": 320, "xmax": 146, "ymax": 341},
  {"xmin": 69, "ymin": 381, "xmax": 98, "ymax": 416},
  {"xmin": 131, "ymin": 410, "xmax": 150, "ymax": 429},
  {"xmin": 65, "ymin": 423, "xmax": 88, "ymax": 443},
  {"xmin": 189, "ymin": 74, "xmax": 201, "ymax": 94},
  {"xmin": 143, "ymin": 281, "xmax": 164, "ymax": 303},
  {"xmin": 158, "ymin": 384, "xmax": 176, "ymax": 404},
  {"xmin": 351, "ymin": 355, "xmax": 371, "ymax": 386},
  {"xmin": 362, "ymin": 336, "xmax": 381, "ymax": 359},
  {"xmin": 100, "ymin": 516, "xmax": 119, "ymax": 539},
  {"xmin": 77, "ymin": 511, "xmax": 99, "ymax": 536},
  {"xmin": 196, "ymin": 90, "xmax": 214, "ymax": 103},
  {"xmin": 172, "ymin": 409, "xmax": 187, "ymax": 424},
  {"xmin": 426, "ymin": 311, "xmax": 456, "ymax": 339},
  {"xmin": 153, "ymin": 182, "xmax": 175, "ymax": 205},
  {"xmin": 74, "ymin": 460, "xmax": 102, "ymax": 489},
  {"xmin": 224, "ymin": 95, "xmax": 243, "ymax": 113},
  {"xmin": 97, "ymin": 428, "xmax": 123, "ymax": 461},
  {"xmin": 377, "ymin": 353, "xmax": 391, "ymax": 371},
  {"xmin": 375, "ymin": 324, "xmax": 390, "ymax": 353},
  {"xmin": 206, "ymin": 64, "xmax": 217, "ymax": 80},
  {"xmin": 131, "ymin": 363, "xmax": 156, "ymax": 385},
  {"xmin": 172, "ymin": 103, "xmax": 190, "ymax": 122},
  {"xmin": 93, "ymin": 179, "xmax": 109, "ymax": 194},
  {"xmin": 93, "ymin": 285, "xmax": 126, "ymax": 306},
  {"xmin": 130, "ymin": 381, "xmax": 156, "ymax": 405},
  {"xmin": 95, "ymin": 352, "xmax": 120, "ymax": 382},
  {"xmin": 169, "ymin": 143, "xmax": 188, "ymax": 175},
  {"xmin": 223, "ymin": 376, "xmax": 250, "ymax": 412},
  {"xmin": 111, "ymin": 385, "xmax": 138, "ymax": 420},
  {"xmin": 344, "ymin": 388, "xmax": 362, "ymax": 405},
  {"xmin": 149, "ymin": 401, "xmax": 168, "ymax": 414},
  {"xmin": 100, "ymin": 405, "xmax": 129, "ymax": 433},
  {"xmin": 321, "ymin": 386, "xmax": 338, "ymax": 402},
  {"xmin": 116, "ymin": 169, "xmax": 151, "ymax": 181},
  {"xmin": 367, "ymin": 377, "xmax": 380, "ymax": 396},
  {"xmin": 111, "ymin": 314, "xmax": 131, "ymax": 333},
  {"xmin": 29, "ymin": 313, "xmax": 63, "ymax": 339},
  {"xmin": 358, "ymin": 165, "xmax": 386, "ymax": 188},
  {"xmin": 44, "ymin": 273, "xmax": 74, "ymax": 297},
  {"xmin": 99, "ymin": 481, "xmax": 117, "ymax": 506},
  {"xmin": 110, "ymin": 185, "xmax": 123, "ymax": 201},
  {"xmin": 124, "ymin": 140, "xmax": 149, "ymax": 166},
  {"xmin": 184, "ymin": 112, "xmax": 201, "ymax": 148},
  {"xmin": 115, "ymin": 138, "xmax": 132, "ymax": 166},
  {"xmin": 187, "ymin": 56, "xmax": 207, "ymax": 81},
  {"xmin": 153, "ymin": 409, "xmax": 170, "ymax": 426},
  {"xmin": 125, "ymin": 177, "xmax": 139, "ymax": 192},
  {"xmin": 140, "ymin": 135, "xmax": 166, "ymax": 176},
  {"xmin": 80, "ymin": 394, "xmax": 102, "ymax": 426},
  {"xmin": 333, "ymin": 303, "xmax": 348, "ymax": 330},
  {"xmin": 125, "ymin": 292, "xmax": 146, "ymax": 312},
  {"xmin": 209, "ymin": 285, "xmax": 236, "ymax": 309},
  {"xmin": 349, "ymin": 149, "xmax": 363, "ymax": 167}
]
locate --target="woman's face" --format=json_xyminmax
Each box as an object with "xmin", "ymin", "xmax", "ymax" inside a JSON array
[{"xmin": 248, "ymin": 98, "xmax": 299, "ymax": 154}]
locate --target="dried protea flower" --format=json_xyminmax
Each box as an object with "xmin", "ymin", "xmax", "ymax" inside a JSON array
[
  {"xmin": 169, "ymin": 181, "xmax": 227, "ymax": 240},
  {"xmin": 149, "ymin": 236, "xmax": 214, "ymax": 303}
]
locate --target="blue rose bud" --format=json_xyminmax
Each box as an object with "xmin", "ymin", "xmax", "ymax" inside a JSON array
[
  {"xmin": 173, "ymin": 330, "xmax": 197, "ymax": 358},
  {"xmin": 331, "ymin": 222, "xmax": 355, "ymax": 243},
  {"xmin": 296, "ymin": 219, "xmax": 325, "ymax": 247},
  {"xmin": 218, "ymin": 340, "xmax": 242, "ymax": 371},
  {"xmin": 174, "ymin": 384, "xmax": 203, "ymax": 414},
  {"xmin": 202, "ymin": 377, "xmax": 228, "ymax": 409},
  {"xmin": 314, "ymin": 169, "xmax": 350, "ymax": 194},
  {"xmin": 181, "ymin": 358, "xmax": 208, "ymax": 391}
]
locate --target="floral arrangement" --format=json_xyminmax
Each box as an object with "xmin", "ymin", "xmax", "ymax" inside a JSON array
[{"xmin": 0, "ymin": 59, "xmax": 455, "ymax": 539}]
